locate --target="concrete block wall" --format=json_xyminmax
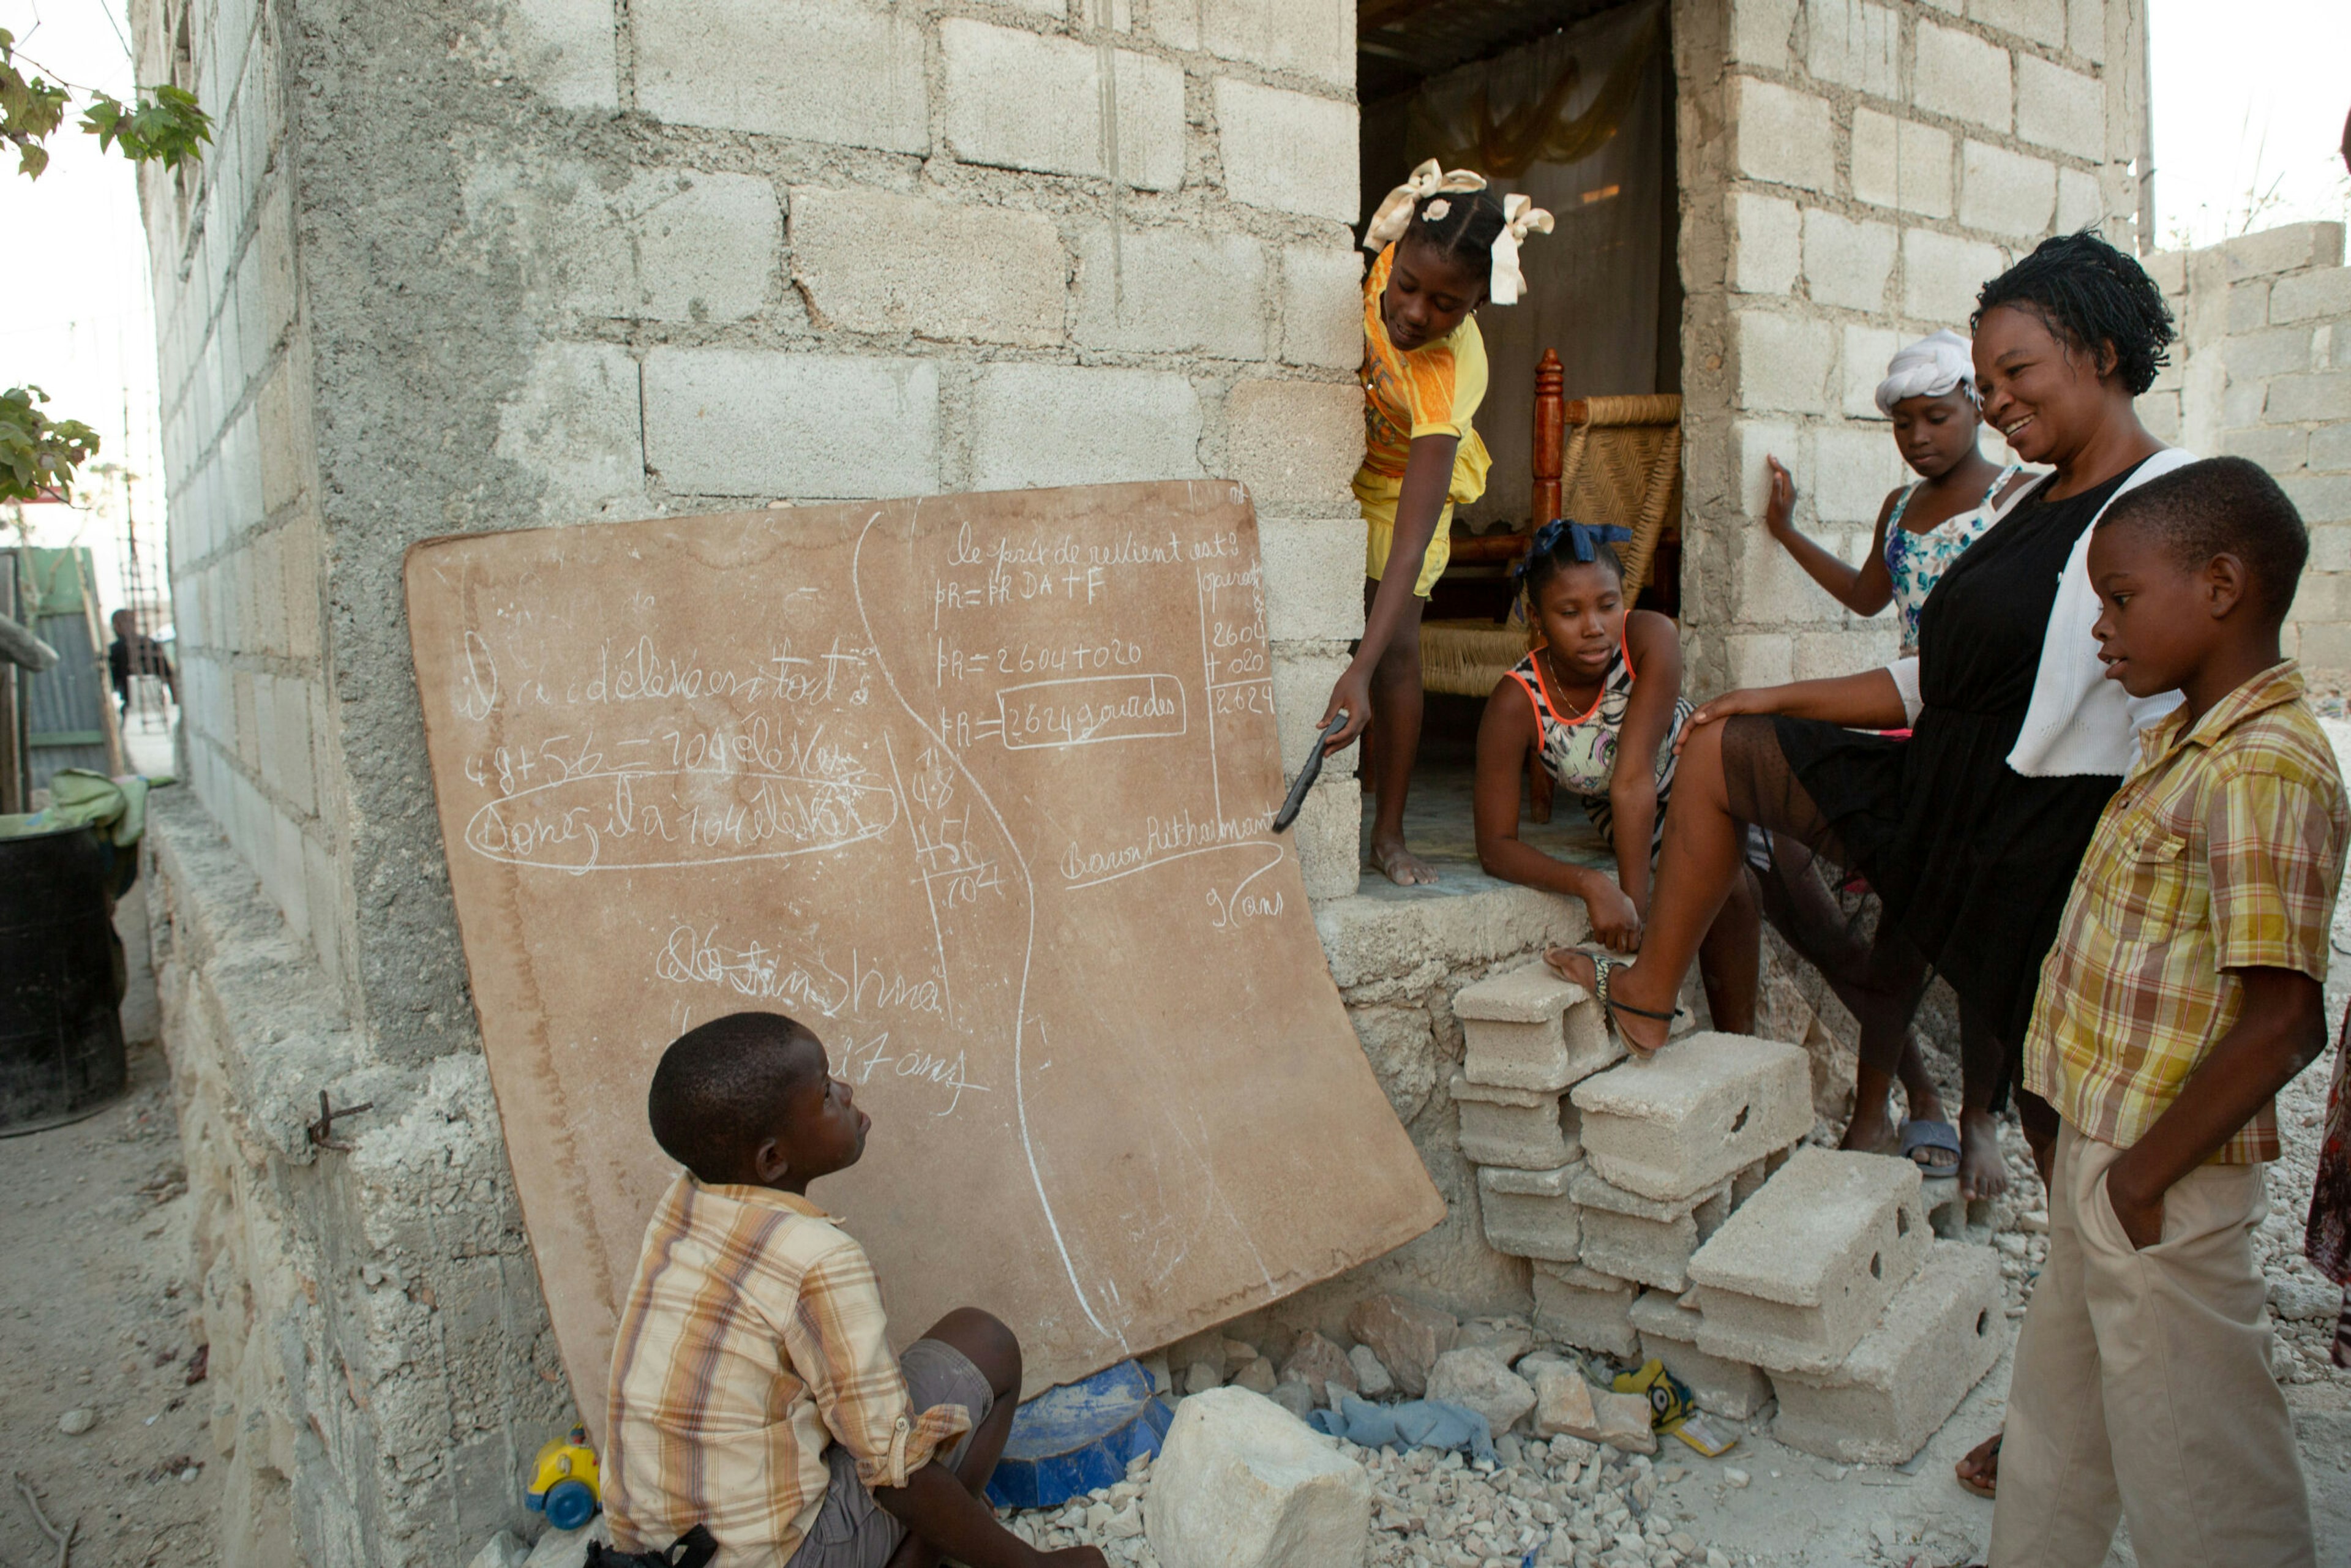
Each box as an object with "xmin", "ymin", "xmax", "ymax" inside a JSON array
[
  {"xmin": 131, "ymin": 0, "xmax": 1371, "ymax": 1561},
  {"xmin": 1672, "ymin": 0, "xmax": 2142, "ymax": 696},
  {"xmin": 2147, "ymin": 222, "xmax": 2351, "ymax": 674},
  {"xmin": 135, "ymin": 0, "xmax": 355, "ymax": 1000}
]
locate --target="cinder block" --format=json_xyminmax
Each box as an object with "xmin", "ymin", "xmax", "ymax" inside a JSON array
[
  {"xmin": 2221, "ymin": 222, "xmax": 2346, "ymax": 282},
  {"xmin": 793, "ymin": 187, "xmax": 1065, "ymax": 347},
  {"xmin": 1531, "ymin": 1263, "xmax": 1640, "ymax": 1360},
  {"xmin": 1272, "ymin": 648, "xmax": 1352, "ymax": 784},
  {"xmin": 1902, "ymin": 229, "xmax": 2008, "ymax": 324},
  {"xmin": 1960, "ymin": 140, "xmax": 2058, "ymax": 241},
  {"xmin": 2225, "ymin": 325, "xmax": 2319, "ymax": 381},
  {"xmin": 1841, "ymin": 324, "xmax": 1901, "ymax": 419},
  {"xmin": 1804, "ymin": 0, "xmax": 1896, "ymax": 98},
  {"xmin": 2267, "ymin": 371, "xmax": 2351, "ymax": 425},
  {"xmin": 941, "ymin": 21, "xmax": 1183, "ymax": 189},
  {"xmin": 1971, "ymin": 0, "xmax": 2067, "ymax": 47},
  {"xmin": 1570, "ymin": 1032, "xmax": 1812, "ymax": 1202},
  {"xmin": 1728, "ymin": 0, "xmax": 1797, "ymax": 69},
  {"xmin": 1810, "ymin": 426, "xmax": 1901, "ymax": 525},
  {"xmin": 1734, "ymin": 310, "xmax": 1836, "ymax": 416},
  {"xmin": 1769, "ymin": 1241, "xmax": 2005, "ymax": 1463},
  {"xmin": 492, "ymin": 340, "xmax": 646, "ymax": 523},
  {"xmin": 1452, "ymin": 1073, "xmax": 1579, "ymax": 1171},
  {"xmin": 1259, "ymin": 517, "xmax": 1363, "ymax": 643},
  {"xmin": 1224, "ymin": 380, "xmax": 1362, "ymax": 508},
  {"xmin": 557, "ymin": 168, "xmax": 779, "ymax": 324},
  {"xmin": 2270, "ymin": 267, "xmax": 2351, "ymax": 324},
  {"xmin": 1457, "ymin": 964, "xmax": 1619, "ymax": 1091},
  {"xmin": 1803, "ymin": 211, "xmax": 1897, "ymax": 313},
  {"xmin": 1281, "ymin": 245, "xmax": 1364, "ymax": 369},
  {"xmin": 2070, "ymin": 0, "xmax": 2107, "ymax": 61},
  {"xmin": 1730, "ymin": 77, "xmax": 1833, "ymax": 193},
  {"xmin": 2056, "ymin": 166, "xmax": 2104, "ymax": 234},
  {"xmin": 1687, "ymin": 1149, "xmax": 1931, "ymax": 1375},
  {"xmin": 969, "ymin": 365, "xmax": 1202, "ymax": 490},
  {"xmin": 500, "ymin": 0, "xmax": 618, "ymax": 111},
  {"xmin": 643, "ymin": 348, "xmax": 939, "ymax": 499},
  {"xmin": 1215, "ymin": 79, "xmax": 1359, "ymax": 223},
  {"xmin": 1569, "ymin": 1165, "xmax": 1731, "ymax": 1292},
  {"xmin": 1196, "ymin": 0, "xmax": 1351, "ymax": 87},
  {"xmin": 1292, "ymin": 776, "xmax": 1360, "ymax": 902},
  {"xmin": 2014, "ymin": 56, "xmax": 2104, "ymax": 162},
  {"xmin": 1076, "ymin": 228, "xmax": 1268, "ymax": 360},
  {"xmin": 1629, "ymin": 1292, "xmax": 1773, "ymax": 1420},
  {"xmin": 1731, "ymin": 192, "xmax": 1802, "ymax": 296},
  {"xmin": 1477, "ymin": 1163, "xmax": 1581, "ymax": 1264},
  {"xmin": 1913, "ymin": 22, "xmax": 2012, "ymax": 133},
  {"xmin": 635, "ymin": 0, "xmax": 928, "ymax": 153}
]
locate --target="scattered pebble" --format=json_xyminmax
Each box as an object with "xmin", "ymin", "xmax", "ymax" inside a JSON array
[
  {"xmin": 1722, "ymin": 1467, "xmax": 1749, "ymax": 1488},
  {"xmin": 58, "ymin": 1408, "xmax": 96, "ymax": 1436}
]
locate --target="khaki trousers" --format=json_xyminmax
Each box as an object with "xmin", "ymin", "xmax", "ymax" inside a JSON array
[{"xmin": 1989, "ymin": 1125, "xmax": 2314, "ymax": 1568}]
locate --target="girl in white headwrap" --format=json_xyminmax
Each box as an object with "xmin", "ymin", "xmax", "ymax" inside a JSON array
[
  {"xmin": 1744, "ymin": 330, "xmax": 2032, "ymax": 1187},
  {"xmin": 1758, "ymin": 329, "xmax": 2028, "ymax": 658},
  {"xmin": 1318, "ymin": 161, "xmax": 1552, "ymax": 885}
]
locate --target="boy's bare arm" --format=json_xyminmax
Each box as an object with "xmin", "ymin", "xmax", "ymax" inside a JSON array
[
  {"xmin": 2103, "ymin": 966, "xmax": 2330, "ymax": 1249},
  {"xmin": 872, "ymin": 1468, "xmax": 1103, "ymax": 1568}
]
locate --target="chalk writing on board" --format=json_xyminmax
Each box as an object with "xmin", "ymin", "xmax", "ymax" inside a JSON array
[{"xmin": 405, "ymin": 481, "xmax": 1449, "ymax": 1421}]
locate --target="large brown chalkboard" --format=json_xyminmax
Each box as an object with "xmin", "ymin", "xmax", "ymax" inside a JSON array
[{"xmin": 404, "ymin": 481, "xmax": 1445, "ymax": 1425}]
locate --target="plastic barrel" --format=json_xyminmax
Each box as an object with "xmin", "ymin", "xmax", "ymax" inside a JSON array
[
  {"xmin": 984, "ymin": 1360, "xmax": 1174, "ymax": 1510},
  {"xmin": 0, "ymin": 825, "xmax": 127, "ymax": 1135}
]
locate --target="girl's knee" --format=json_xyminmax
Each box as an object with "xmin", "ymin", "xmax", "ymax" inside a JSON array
[{"xmin": 928, "ymin": 1307, "xmax": 1022, "ymax": 1395}]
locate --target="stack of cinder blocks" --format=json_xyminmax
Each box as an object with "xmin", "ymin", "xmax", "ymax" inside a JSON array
[
  {"xmin": 1684, "ymin": 1147, "xmax": 2006, "ymax": 1463},
  {"xmin": 1450, "ymin": 966, "xmax": 2008, "ymax": 1461},
  {"xmin": 1449, "ymin": 966, "xmax": 1812, "ymax": 1411}
]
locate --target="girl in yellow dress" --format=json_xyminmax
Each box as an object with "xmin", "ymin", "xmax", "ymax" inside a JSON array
[{"xmin": 1319, "ymin": 163, "xmax": 1551, "ymax": 884}]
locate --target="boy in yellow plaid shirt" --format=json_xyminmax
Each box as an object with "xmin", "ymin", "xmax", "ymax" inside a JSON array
[{"xmin": 1987, "ymin": 457, "xmax": 2344, "ymax": 1568}]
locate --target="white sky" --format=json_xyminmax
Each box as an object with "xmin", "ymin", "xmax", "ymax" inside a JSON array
[{"xmin": 1, "ymin": 0, "xmax": 2347, "ymax": 618}]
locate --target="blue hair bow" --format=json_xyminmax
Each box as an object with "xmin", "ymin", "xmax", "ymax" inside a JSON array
[{"xmin": 1515, "ymin": 518, "xmax": 1632, "ymax": 577}]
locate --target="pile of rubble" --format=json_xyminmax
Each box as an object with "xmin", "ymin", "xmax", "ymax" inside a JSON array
[{"xmin": 1007, "ymin": 1388, "xmax": 1745, "ymax": 1568}]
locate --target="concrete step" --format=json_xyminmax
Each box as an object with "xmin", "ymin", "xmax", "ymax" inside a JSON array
[
  {"xmin": 1769, "ymin": 1240, "xmax": 2007, "ymax": 1465},
  {"xmin": 1451, "ymin": 1072, "xmax": 1579, "ymax": 1170},
  {"xmin": 1531, "ymin": 1261, "xmax": 1640, "ymax": 1360},
  {"xmin": 1476, "ymin": 1162, "xmax": 1581, "ymax": 1264},
  {"xmin": 1625, "ymin": 1289, "xmax": 1775, "ymax": 1423},
  {"xmin": 1687, "ymin": 1148, "xmax": 1932, "ymax": 1375},
  {"xmin": 1455, "ymin": 963, "xmax": 1621, "ymax": 1092},
  {"xmin": 1569, "ymin": 1164, "xmax": 1734, "ymax": 1293},
  {"xmin": 1569, "ymin": 1032, "xmax": 1812, "ymax": 1202}
]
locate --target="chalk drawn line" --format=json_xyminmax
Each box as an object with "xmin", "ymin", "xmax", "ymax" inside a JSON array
[{"xmin": 853, "ymin": 508, "xmax": 1117, "ymax": 1346}]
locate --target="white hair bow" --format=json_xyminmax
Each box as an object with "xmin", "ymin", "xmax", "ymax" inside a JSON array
[
  {"xmin": 1363, "ymin": 159, "xmax": 1488, "ymax": 252},
  {"xmin": 1488, "ymin": 193, "xmax": 1554, "ymax": 307}
]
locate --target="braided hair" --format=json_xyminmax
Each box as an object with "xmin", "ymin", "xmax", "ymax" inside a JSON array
[
  {"xmin": 1973, "ymin": 229, "xmax": 2176, "ymax": 396},
  {"xmin": 1404, "ymin": 187, "xmax": 1508, "ymax": 283},
  {"xmin": 1517, "ymin": 518, "xmax": 1630, "ymax": 604}
]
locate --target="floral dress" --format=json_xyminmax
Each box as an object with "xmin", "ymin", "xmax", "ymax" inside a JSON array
[
  {"xmin": 1507, "ymin": 636, "xmax": 1692, "ymax": 848},
  {"xmin": 1882, "ymin": 463, "xmax": 2022, "ymax": 654}
]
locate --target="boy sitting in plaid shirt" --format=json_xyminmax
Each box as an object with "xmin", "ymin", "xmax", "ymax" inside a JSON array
[
  {"xmin": 1987, "ymin": 458, "xmax": 2344, "ymax": 1568},
  {"xmin": 601, "ymin": 1011, "xmax": 1108, "ymax": 1568}
]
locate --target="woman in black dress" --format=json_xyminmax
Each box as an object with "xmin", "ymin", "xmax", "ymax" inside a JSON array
[{"xmin": 1547, "ymin": 231, "xmax": 2184, "ymax": 1496}]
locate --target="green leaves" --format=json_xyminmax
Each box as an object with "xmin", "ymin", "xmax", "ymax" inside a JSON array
[
  {"xmin": 1, "ymin": 386, "xmax": 102, "ymax": 505},
  {"xmin": 81, "ymin": 83, "xmax": 211, "ymax": 170},
  {"xmin": 1, "ymin": 26, "xmax": 212, "ymax": 180},
  {"xmin": 1, "ymin": 29, "xmax": 71, "ymax": 179}
]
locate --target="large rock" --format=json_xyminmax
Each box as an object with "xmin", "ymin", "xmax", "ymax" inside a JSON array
[
  {"xmin": 1278, "ymin": 1329, "xmax": 1357, "ymax": 1405},
  {"xmin": 1424, "ymin": 1347, "xmax": 1536, "ymax": 1436},
  {"xmin": 1146, "ymin": 1387, "xmax": 1374, "ymax": 1568},
  {"xmin": 523, "ymin": 1521, "xmax": 609, "ymax": 1568},
  {"xmin": 467, "ymin": 1534, "xmax": 527, "ymax": 1568},
  {"xmin": 1526, "ymin": 1363, "xmax": 1656, "ymax": 1454},
  {"xmin": 1346, "ymin": 1294, "xmax": 1459, "ymax": 1400}
]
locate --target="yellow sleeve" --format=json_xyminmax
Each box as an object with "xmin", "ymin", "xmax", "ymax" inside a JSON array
[{"xmin": 1406, "ymin": 315, "xmax": 1488, "ymax": 441}]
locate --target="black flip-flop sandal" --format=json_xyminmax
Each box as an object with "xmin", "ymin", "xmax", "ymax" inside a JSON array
[
  {"xmin": 1547, "ymin": 947, "xmax": 1684, "ymax": 1048},
  {"xmin": 1899, "ymin": 1118, "xmax": 1963, "ymax": 1174}
]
